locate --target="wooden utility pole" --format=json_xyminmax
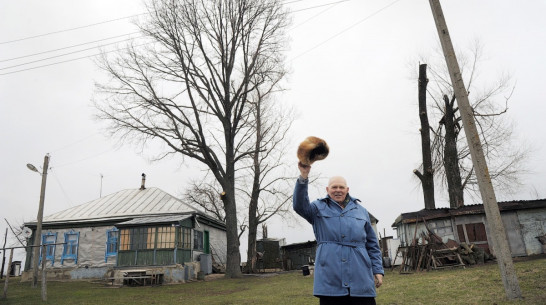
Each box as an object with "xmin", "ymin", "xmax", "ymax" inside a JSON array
[
  {"xmin": 428, "ymin": 0, "xmax": 522, "ymax": 299},
  {"xmin": 2, "ymin": 248, "xmax": 13, "ymax": 299},
  {"xmin": 41, "ymin": 245, "xmax": 47, "ymax": 301},
  {"xmin": 31, "ymin": 154, "xmax": 50, "ymax": 288}
]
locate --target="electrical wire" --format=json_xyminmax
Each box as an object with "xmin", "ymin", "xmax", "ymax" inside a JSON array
[
  {"xmin": 50, "ymin": 133, "xmax": 101, "ymax": 153},
  {"xmin": 0, "ymin": 0, "xmax": 319, "ymax": 45},
  {"xmin": 0, "ymin": 0, "xmax": 354, "ymax": 76},
  {"xmin": 0, "ymin": 36, "xmax": 140, "ymax": 71},
  {"xmin": 0, "ymin": 41, "xmax": 153, "ymax": 76},
  {"xmin": 292, "ymin": 0, "xmax": 348, "ymax": 13},
  {"xmin": 0, "ymin": 32, "xmax": 140, "ymax": 63},
  {"xmin": 49, "ymin": 170, "xmax": 74, "ymax": 207},
  {"xmin": 290, "ymin": 0, "xmax": 402, "ymax": 62},
  {"xmin": 291, "ymin": 0, "xmax": 346, "ymax": 30},
  {"xmin": 53, "ymin": 148, "xmax": 116, "ymax": 169},
  {"xmin": 0, "ymin": 13, "xmax": 147, "ymax": 45}
]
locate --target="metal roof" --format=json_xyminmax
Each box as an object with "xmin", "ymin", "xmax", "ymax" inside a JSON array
[
  {"xmin": 392, "ymin": 198, "xmax": 546, "ymax": 227},
  {"xmin": 116, "ymin": 214, "xmax": 193, "ymax": 226},
  {"xmin": 29, "ymin": 187, "xmax": 204, "ymax": 225}
]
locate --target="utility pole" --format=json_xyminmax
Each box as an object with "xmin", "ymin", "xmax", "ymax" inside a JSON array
[
  {"xmin": 29, "ymin": 154, "xmax": 50, "ymax": 288},
  {"xmin": 428, "ymin": 0, "xmax": 522, "ymax": 300}
]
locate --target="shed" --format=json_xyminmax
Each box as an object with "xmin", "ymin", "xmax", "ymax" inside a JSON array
[
  {"xmin": 256, "ymin": 238, "xmax": 285, "ymax": 270},
  {"xmin": 281, "ymin": 240, "xmax": 317, "ymax": 271},
  {"xmin": 391, "ymin": 199, "xmax": 546, "ymax": 257}
]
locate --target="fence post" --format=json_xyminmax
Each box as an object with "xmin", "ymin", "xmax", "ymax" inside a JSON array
[{"xmin": 2, "ymin": 248, "xmax": 14, "ymax": 299}]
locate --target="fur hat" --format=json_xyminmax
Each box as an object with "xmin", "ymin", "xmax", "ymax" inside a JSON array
[{"xmin": 297, "ymin": 136, "xmax": 329, "ymax": 165}]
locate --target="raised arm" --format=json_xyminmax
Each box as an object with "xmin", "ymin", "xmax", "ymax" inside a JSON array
[{"xmin": 293, "ymin": 162, "xmax": 315, "ymax": 224}]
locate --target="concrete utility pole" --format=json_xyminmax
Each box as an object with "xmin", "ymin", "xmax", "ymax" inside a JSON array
[
  {"xmin": 29, "ymin": 154, "xmax": 50, "ymax": 288},
  {"xmin": 427, "ymin": 0, "xmax": 522, "ymax": 300}
]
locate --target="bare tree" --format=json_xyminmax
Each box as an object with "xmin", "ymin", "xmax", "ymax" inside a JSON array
[
  {"xmin": 184, "ymin": 92, "xmax": 295, "ymax": 274},
  {"xmin": 184, "ymin": 177, "xmax": 226, "ymax": 222},
  {"xmin": 94, "ymin": 0, "xmax": 290, "ymax": 278},
  {"xmin": 242, "ymin": 90, "xmax": 294, "ymax": 273},
  {"xmin": 182, "ymin": 176, "xmax": 248, "ymax": 240},
  {"xmin": 421, "ymin": 42, "xmax": 528, "ymax": 206},
  {"xmin": 413, "ymin": 64, "xmax": 436, "ymax": 209}
]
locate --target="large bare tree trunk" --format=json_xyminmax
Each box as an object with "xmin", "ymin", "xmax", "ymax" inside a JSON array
[
  {"xmin": 414, "ymin": 64, "xmax": 436, "ymax": 209},
  {"xmin": 442, "ymin": 95, "xmax": 464, "ymax": 208}
]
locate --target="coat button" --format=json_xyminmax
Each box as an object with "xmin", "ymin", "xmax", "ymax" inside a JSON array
[
  {"xmin": 342, "ymin": 258, "xmax": 346, "ymax": 262},
  {"xmin": 341, "ymin": 234, "xmax": 345, "ymax": 238},
  {"xmin": 341, "ymin": 214, "xmax": 344, "ymax": 217},
  {"xmin": 344, "ymin": 282, "xmax": 348, "ymax": 286}
]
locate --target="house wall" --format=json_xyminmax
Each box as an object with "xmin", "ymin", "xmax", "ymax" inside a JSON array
[
  {"xmin": 396, "ymin": 222, "xmax": 429, "ymax": 246},
  {"xmin": 24, "ymin": 222, "xmax": 227, "ymax": 281},
  {"xmin": 386, "ymin": 238, "xmax": 402, "ymax": 265},
  {"xmin": 517, "ymin": 208, "xmax": 546, "ymax": 255},
  {"xmin": 27, "ymin": 225, "xmax": 116, "ymax": 270},
  {"xmin": 192, "ymin": 223, "xmax": 227, "ymax": 264}
]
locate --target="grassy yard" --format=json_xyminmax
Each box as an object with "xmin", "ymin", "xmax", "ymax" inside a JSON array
[{"xmin": 1, "ymin": 257, "xmax": 544, "ymax": 305}]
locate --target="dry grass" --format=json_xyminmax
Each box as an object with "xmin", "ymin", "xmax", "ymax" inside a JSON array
[{"xmin": 1, "ymin": 256, "xmax": 544, "ymax": 305}]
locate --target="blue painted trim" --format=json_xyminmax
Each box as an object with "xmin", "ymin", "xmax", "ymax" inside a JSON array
[
  {"xmin": 105, "ymin": 227, "xmax": 119, "ymax": 263},
  {"xmin": 61, "ymin": 230, "xmax": 79, "ymax": 265}
]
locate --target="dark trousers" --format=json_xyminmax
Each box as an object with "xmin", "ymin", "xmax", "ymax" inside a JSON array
[{"xmin": 319, "ymin": 296, "xmax": 376, "ymax": 305}]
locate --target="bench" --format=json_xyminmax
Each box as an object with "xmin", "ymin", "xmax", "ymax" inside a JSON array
[{"xmin": 106, "ymin": 272, "xmax": 163, "ymax": 286}]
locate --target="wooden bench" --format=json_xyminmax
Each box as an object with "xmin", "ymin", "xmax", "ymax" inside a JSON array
[{"xmin": 106, "ymin": 272, "xmax": 163, "ymax": 286}]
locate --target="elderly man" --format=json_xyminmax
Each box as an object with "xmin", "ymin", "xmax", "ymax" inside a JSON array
[{"xmin": 293, "ymin": 162, "xmax": 384, "ymax": 305}]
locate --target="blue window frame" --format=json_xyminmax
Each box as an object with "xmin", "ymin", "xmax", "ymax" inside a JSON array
[
  {"xmin": 40, "ymin": 232, "xmax": 57, "ymax": 266},
  {"xmin": 61, "ymin": 230, "xmax": 79, "ymax": 264},
  {"xmin": 105, "ymin": 228, "xmax": 119, "ymax": 262}
]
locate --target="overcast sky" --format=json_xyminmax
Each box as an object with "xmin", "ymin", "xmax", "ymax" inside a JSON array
[{"xmin": 1, "ymin": 0, "xmax": 545, "ymax": 267}]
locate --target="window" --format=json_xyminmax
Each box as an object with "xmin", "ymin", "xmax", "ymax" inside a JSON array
[
  {"xmin": 61, "ymin": 230, "xmax": 79, "ymax": 264},
  {"xmin": 120, "ymin": 227, "xmax": 154, "ymax": 250},
  {"xmin": 178, "ymin": 227, "xmax": 191, "ymax": 249},
  {"xmin": 119, "ymin": 227, "xmax": 177, "ymax": 250},
  {"xmin": 156, "ymin": 226, "xmax": 176, "ymax": 248},
  {"xmin": 457, "ymin": 223, "xmax": 488, "ymax": 243},
  {"xmin": 105, "ymin": 228, "xmax": 119, "ymax": 262},
  {"xmin": 194, "ymin": 230, "xmax": 204, "ymax": 251},
  {"xmin": 40, "ymin": 232, "xmax": 57, "ymax": 266}
]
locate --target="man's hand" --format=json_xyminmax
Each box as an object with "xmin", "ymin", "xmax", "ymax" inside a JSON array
[
  {"xmin": 298, "ymin": 162, "xmax": 311, "ymax": 179},
  {"xmin": 374, "ymin": 274, "xmax": 383, "ymax": 288}
]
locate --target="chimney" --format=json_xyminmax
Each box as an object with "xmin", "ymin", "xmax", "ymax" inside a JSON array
[{"xmin": 140, "ymin": 173, "xmax": 146, "ymax": 190}]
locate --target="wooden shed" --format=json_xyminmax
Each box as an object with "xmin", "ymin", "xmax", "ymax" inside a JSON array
[{"xmin": 391, "ymin": 199, "xmax": 546, "ymax": 257}]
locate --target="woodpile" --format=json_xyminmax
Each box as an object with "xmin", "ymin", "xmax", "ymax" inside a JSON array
[
  {"xmin": 395, "ymin": 231, "xmax": 465, "ymax": 273},
  {"xmin": 392, "ymin": 218, "xmax": 494, "ymax": 274}
]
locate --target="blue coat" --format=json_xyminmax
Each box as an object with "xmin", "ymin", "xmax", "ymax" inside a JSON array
[{"xmin": 293, "ymin": 179, "xmax": 384, "ymax": 297}]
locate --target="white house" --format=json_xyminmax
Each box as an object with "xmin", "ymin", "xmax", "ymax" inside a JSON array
[{"xmin": 23, "ymin": 176, "xmax": 227, "ymax": 284}]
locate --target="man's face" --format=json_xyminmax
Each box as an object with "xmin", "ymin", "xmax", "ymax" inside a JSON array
[{"xmin": 326, "ymin": 177, "xmax": 349, "ymax": 204}]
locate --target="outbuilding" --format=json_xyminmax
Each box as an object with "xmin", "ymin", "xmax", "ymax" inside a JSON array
[{"xmin": 391, "ymin": 199, "xmax": 546, "ymax": 257}]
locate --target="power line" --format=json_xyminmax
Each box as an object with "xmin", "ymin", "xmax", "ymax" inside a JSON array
[
  {"xmin": 50, "ymin": 133, "xmax": 101, "ymax": 153},
  {"xmin": 0, "ymin": 0, "xmax": 352, "ymax": 76},
  {"xmin": 0, "ymin": 32, "xmax": 140, "ymax": 63},
  {"xmin": 0, "ymin": 41, "xmax": 153, "ymax": 76},
  {"xmin": 291, "ymin": 0, "xmax": 346, "ymax": 30},
  {"xmin": 290, "ymin": 0, "xmax": 402, "ymax": 62},
  {"xmin": 0, "ymin": 13, "xmax": 147, "ymax": 45},
  {"xmin": 0, "ymin": 0, "xmax": 319, "ymax": 45},
  {"xmin": 53, "ymin": 148, "xmax": 116, "ymax": 169},
  {"xmin": 292, "ymin": 0, "xmax": 349, "ymax": 13},
  {"xmin": 0, "ymin": 36, "xmax": 139, "ymax": 71}
]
